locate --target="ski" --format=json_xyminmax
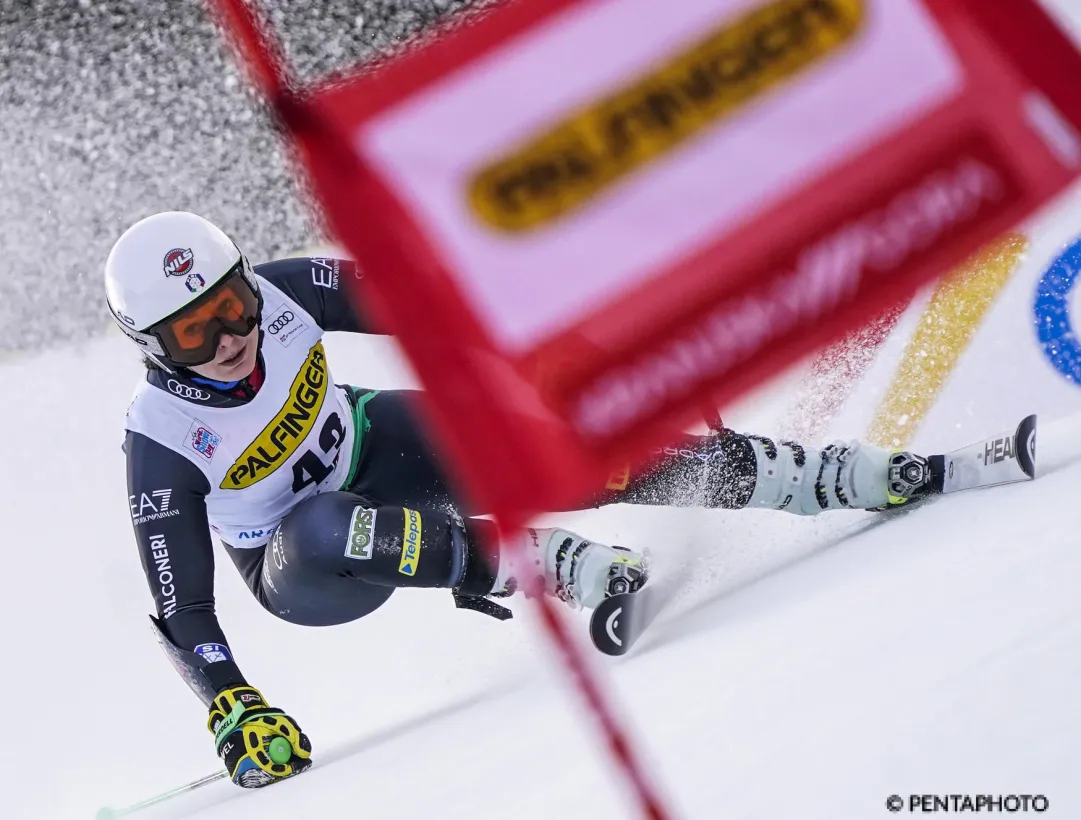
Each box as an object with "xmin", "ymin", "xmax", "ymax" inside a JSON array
[
  {"xmin": 589, "ymin": 414, "xmax": 1037, "ymax": 657},
  {"xmin": 590, "ymin": 570, "xmax": 685, "ymax": 656},
  {"xmin": 934, "ymin": 413, "xmax": 1036, "ymax": 492}
]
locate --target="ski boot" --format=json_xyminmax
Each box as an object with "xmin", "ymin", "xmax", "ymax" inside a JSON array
[
  {"xmin": 742, "ymin": 436, "xmax": 937, "ymax": 514},
  {"xmin": 878, "ymin": 448, "xmax": 939, "ymax": 510},
  {"xmin": 492, "ymin": 528, "xmax": 648, "ymax": 610}
]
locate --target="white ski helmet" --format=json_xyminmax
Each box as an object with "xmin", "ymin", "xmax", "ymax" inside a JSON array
[{"xmin": 105, "ymin": 212, "xmax": 262, "ymax": 371}]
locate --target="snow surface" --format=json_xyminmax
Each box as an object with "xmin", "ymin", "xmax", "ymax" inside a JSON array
[
  {"xmin": 4, "ymin": 319, "xmax": 1080, "ymax": 819},
  {"xmin": 5, "ymin": 1, "xmax": 1081, "ymax": 816}
]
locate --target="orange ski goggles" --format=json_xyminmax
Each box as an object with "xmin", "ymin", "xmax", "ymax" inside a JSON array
[{"xmin": 147, "ymin": 263, "xmax": 261, "ymax": 366}]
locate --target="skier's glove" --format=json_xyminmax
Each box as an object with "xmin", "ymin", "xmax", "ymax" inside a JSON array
[{"xmin": 207, "ymin": 685, "xmax": 312, "ymax": 788}]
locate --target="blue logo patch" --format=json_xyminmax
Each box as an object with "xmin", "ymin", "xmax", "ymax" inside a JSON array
[
  {"xmin": 185, "ymin": 273, "xmax": 206, "ymax": 293},
  {"xmin": 194, "ymin": 643, "xmax": 232, "ymax": 664},
  {"xmin": 1034, "ymin": 236, "xmax": 1081, "ymax": 388}
]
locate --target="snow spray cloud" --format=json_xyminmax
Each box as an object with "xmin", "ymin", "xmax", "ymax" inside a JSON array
[{"xmin": 0, "ymin": 0, "xmax": 494, "ymax": 354}]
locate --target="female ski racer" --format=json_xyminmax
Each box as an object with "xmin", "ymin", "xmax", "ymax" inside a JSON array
[{"xmin": 109, "ymin": 211, "xmax": 933, "ymax": 788}]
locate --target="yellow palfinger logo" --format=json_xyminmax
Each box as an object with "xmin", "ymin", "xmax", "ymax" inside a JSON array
[
  {"xmin": 221, "ymin": 343, "xmax": 329, "ymax": 489},
  {"xmin": 399, "ymin": 508, "xmax": 423, "ymax": 576},
  {"xmin": 469, "ymin": 0, "xmax": 864, "ymax": 232}
]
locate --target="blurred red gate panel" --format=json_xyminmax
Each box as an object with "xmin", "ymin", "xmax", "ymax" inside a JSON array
[{"xmin": 228, "ymin": 0, "xmax": 1081, "ymax": 526}]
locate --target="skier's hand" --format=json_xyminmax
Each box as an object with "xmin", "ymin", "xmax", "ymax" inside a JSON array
[{"xmin": 207, "ymin": 685, "xmax": 312, "ymax": 788}]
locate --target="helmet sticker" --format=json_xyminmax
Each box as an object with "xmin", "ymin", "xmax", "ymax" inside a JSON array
[
  {"xmin": 163, "ymin": 248, "xmax": 195, "ymax": 277},
  {"xmin": 185, "ymin": 273, "xmax": 206, "ymax": 293}
]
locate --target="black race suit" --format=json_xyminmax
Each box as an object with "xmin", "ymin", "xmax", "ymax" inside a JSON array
[{"xmin": 125, "ymin": 258, "xmax": 760, "ymax": 700}]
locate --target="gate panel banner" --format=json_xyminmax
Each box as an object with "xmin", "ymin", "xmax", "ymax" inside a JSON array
[{"xmin": 215, "ymin": 0, "xmax": 1081, "ymax": 523}]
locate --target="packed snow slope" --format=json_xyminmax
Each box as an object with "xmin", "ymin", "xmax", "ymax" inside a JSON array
[
  {"xmin": 3, "ymin": 316, "xmax": 1080, "ymax": 819},
  {"xmin": 8, "ymin": 3, "xmax": 1081, "ymax": 811}
]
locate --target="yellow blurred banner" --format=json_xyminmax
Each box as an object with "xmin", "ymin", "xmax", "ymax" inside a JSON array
[
  {"xmin": 469, "ymin": 0, "xmax": 865, "ymax": 232},
  {"xmin": 867, "ymin": 233, "xmax": 1027, "ymax": 448}
]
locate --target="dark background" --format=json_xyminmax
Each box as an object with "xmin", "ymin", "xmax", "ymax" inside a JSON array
[{"xmin": 0, "ymin": 0, "xmax": 489, "ymax": 352}]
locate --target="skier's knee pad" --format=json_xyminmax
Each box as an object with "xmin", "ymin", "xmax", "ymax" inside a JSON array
[
  {"xmin": 744, "ymin": 437, "xmax": 893, "ymax": 514},
  {"xmin": 273, "ymin": 490, "xmax": 361, "ymax": 570},
  {"xmin": 261, "ymin": 492, "xmax": 396, "ymax": 626},
  {"xmin": 275, "ymin": 491, "xmax": 467, "ymax": 588}
]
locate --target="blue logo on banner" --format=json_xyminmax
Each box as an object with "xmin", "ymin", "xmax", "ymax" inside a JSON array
[
  {"xmin": 1034, "ymin": 236, "xmax": 1081, "ymax": 388},
  {"xmin": 194, "ymin": 643, "xmax": 232, "ymax": 664}
]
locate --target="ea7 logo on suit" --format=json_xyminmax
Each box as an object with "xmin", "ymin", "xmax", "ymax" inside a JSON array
[{"xmin": 130, "ymin": 489, "xmax": 179, "ymax": 526}]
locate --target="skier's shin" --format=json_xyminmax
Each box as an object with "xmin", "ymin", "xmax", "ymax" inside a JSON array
[{"xmin": 596, "ymin": 430, "xmax": 759, "ymax": 509}]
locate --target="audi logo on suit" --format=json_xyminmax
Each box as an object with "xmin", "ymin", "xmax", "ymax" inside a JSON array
[
  {"xmin": 168, "ymin": 380, "xmax": 212, "ymax": 401},
  {"xmin": 268, "ymin": 312, "xmax": 295, "ymax": 335}
]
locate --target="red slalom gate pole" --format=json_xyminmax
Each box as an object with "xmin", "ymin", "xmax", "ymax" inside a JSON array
[
  {"xmin": 205, "ymin": 2, "xmax": 677, "ymax": 817},
  {"xmin": 532, "ymin": 587, "xmax": 673, "ymax": 819},
  {"xmin": 492, "ymin": 519, "xmax": 672, "ymax": 819}
]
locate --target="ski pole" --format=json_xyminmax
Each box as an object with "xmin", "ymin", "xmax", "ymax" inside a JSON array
[{"xmin": 95, "ymin": 770, "xmax": 228, "ymax": 819}]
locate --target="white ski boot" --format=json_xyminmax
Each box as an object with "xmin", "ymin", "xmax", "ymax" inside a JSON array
[
  {"xmin": 491, "ymin": 528, "xmax": 648, "ymax": 610},
  {"xmin": 743, "ymin": 436, "xmax": 934, "ymax": 514}
]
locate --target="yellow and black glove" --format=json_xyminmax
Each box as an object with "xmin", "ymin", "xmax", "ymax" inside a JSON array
[{"xmin": 208, "ymin": 685, "xmax": 312, "ymax": 788}]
